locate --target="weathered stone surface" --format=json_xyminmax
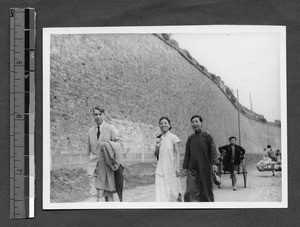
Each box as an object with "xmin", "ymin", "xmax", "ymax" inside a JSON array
[{"xmin": 50, "ymin": 34, "xmax": 281, "ymax": 167}]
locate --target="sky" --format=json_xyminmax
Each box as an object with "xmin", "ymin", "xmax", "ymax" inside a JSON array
[{"xmin": 172, "ymin": 32, "xmax": 281, "ymax": 122}]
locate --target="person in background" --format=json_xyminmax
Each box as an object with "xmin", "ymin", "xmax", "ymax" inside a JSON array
[
  {"xmin": 87, "ymin": 106, "xmax": 122, "ymax": 202},
  {"xmin": 263, "ymin": 145, "xmax": 277, "ymax": 176},
  {"xmin": 218, "ymin": 137, "xmax": 246, "ymax": 190},
  {"xmin": 264, "ymin": 145, "xmax": 277, "ymax": 162},
  {"xmin": 275, "ymin": 149, "xmax": 281, "ymax": 162},
  {"xmin": 275, "ymin": 149, "xmax": 282, "ymax": 171},
  {"xmin": 183, "ymin": 115, "xmax": 218, "ymax": 202},
  {"xmin": 154, "ymin": 117, "xmax": 182, "ymax": 202}
]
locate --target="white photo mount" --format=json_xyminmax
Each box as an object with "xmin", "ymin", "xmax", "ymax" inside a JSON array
[{"xmin": 43, "ymin": 25, "xmax": 287, "ymax": 209}]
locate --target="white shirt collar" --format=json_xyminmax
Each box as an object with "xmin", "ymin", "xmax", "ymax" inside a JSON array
[
  {"xmin": 95, "ymin": 120, "xmax": 106, "ymax": 131},
  {"xmin": 162, "ymin": 131, "xmax": 170, "ymax": 137}
]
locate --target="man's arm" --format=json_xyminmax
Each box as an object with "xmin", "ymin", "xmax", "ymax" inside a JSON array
[
  {"xmin": 110, "ymin": 126, "xmax": 122, "ymax": 143},
  {"xmin": 183, "ymin": 136, "xmax": 191, "ymax": 170},
  {"xmin": 174, "ymin": 142, "xmax": 180, "ymax": 176},
  {"xmin": 87, "ymin": 132, "xmax": 91, "ymax": 156},
  {"xmin": 240, "ymin": 146, "xmax": 246, "ymax": 157},
  {"xmin": 218, "ymin": 145, "xmax": 227, "ymax": 154},
  {"xmin": 263, "ymin": 149, "xmax": 268, "ymax": 158},
  {"xmin": 208, "ymin": 135, "xmax": 218, "ymax": 166},
  {"xmin": 110, "ymin": 126, "xmax": 124, "ymax": 164}
]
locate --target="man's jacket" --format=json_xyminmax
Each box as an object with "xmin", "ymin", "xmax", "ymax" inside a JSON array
[{"xmin": 218, "ymin": 144, "xmax": 245, "ymax": 166}]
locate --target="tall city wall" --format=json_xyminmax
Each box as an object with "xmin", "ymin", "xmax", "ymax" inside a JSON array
[{"xmin": 49, "ymin": 34, "xmax": 281, "ymax": 168}]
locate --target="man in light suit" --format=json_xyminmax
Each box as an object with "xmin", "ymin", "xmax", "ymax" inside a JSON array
[{"xmin": 87, "ymin": 106, "xmax": 122, "ymax": 202}]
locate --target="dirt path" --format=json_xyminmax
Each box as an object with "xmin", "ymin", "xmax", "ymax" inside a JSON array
[
  {"xmin": 84, "ymin": 164, "xmax": 281, "ymax": 202},
  {"xmin": 213, "ymin": 164, "xmax": 281, "ymax": 202}
]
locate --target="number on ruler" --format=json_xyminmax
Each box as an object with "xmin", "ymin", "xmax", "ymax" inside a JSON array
[
  {"xmin": 25, "ymin": 74, "xmax": 29, "ymax": 79},
  {"xmin": 16, "ymin": 61, "xmax": 22, "ymax": 65},
  {"xmin": 17, "ymin": 168, "xmax": 23, "ymax": 172},
  {"xmin": 10, "ymin": 9, "xmax": 15, "ymax": 17},
  {"xmin": 16, "ymin": 114, "xmax": 22, "ymax": 118},
  {"xmin": 30, "ymin": 52, "xmax": 34, "ymax": 58}
]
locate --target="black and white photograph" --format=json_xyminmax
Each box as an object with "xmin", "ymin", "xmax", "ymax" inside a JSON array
[{"xmin": 43, "ymin": 26, "xmax": 287, "ymax": 209}]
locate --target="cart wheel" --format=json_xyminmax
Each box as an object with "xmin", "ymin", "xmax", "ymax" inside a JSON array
[{"xmin": 242, "ymin": 160, "xmax": 247, "ymax": 188}]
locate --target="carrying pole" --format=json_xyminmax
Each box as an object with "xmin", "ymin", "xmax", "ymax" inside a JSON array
[
  {"xmin": 237, "ymin": 90, "xmax": 241, "ymax": 146},
  {"xmin": 249, "ymin": 92, "xmax": 253, "ymax": 112},
  {"xmin": 267, "ymin": 124, "xmax": 270, "ymax": 145}
]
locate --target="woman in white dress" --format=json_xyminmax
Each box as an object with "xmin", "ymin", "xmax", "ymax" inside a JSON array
[{"xmin": 154, "ymin": 117, "xmax": 182, "ymax": 202}]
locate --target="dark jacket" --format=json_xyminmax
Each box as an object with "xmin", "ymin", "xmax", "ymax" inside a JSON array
[
  {"xmin": 218, "ymin": 144, "xmax": 245, "ymax": 166},
  {"xmin": 183, "ymin": 131, "xmax": 218, "ymax": 170}
]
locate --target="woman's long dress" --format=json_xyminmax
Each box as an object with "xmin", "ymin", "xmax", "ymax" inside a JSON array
[{"xmin": 155, "ymin": 131, "xmax": 181, "ymax": 202}]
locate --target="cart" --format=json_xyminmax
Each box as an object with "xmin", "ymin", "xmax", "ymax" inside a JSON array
[{"xmin": 217, "ymin": 153, "xmax": 247, "ymax": 188}]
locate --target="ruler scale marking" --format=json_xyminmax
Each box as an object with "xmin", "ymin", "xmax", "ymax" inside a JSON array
[{"xmin": 10, "ymin": 8, "xmax": 35, "ymax": 219}]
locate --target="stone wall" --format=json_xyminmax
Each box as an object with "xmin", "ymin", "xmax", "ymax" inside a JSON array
[{"xmin": 49, "ymin": 33, "xmax": 281, "ymax": 168}]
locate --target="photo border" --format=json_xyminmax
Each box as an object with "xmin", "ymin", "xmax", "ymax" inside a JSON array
[{"xmin": 43, "ymin": 25, "xmax": 287, "ymax": 209}]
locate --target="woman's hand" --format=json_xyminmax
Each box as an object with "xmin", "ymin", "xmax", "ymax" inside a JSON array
[
  {"xmin": 155, "ymin": 138, "xmax": 162, "ymax": 147},
  {"xmin": 212, "ymin": 165, "xmax": 218, "ymax": 173}
]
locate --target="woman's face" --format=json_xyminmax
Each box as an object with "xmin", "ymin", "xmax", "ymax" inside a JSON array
[{"xmin": 159, "ymin": 119, "xmax": 170, "ymax": 133}]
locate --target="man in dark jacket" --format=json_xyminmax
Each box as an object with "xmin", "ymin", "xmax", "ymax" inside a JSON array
[{"xmin": 218, "ymin": 136, "xmax": 245, "ymax": 191}]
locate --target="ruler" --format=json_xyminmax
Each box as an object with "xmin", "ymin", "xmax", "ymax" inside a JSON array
[{"xmin": 10, "ymin": 8, "xmax": 35, "ymax": 219}]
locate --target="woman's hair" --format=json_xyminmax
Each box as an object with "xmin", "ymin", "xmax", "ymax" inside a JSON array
[
  {"xmin": 157, "ymin": 134, "xmax": 163, "ymax": 139},
  {"xmin": 190, "ymin": 115, "xmax": 203, "ymax": 123},
  {"xmin": 267, "ymin": 145, "xmax": 271, "ymax": 148}
]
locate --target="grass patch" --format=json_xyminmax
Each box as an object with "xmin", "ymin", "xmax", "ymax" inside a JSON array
[
  {"xmin": 50, "ymin": 162, "xmax": 157, "ymax": 203},
  {"xmin": 50, "ymin": 168, "xmax": 90, "ymax": 203},
  {"xmin": 123, "ymin": 162, "xmax": 156, "ymax": 189}
]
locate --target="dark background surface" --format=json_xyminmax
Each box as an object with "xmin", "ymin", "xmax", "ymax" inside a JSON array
[{"xmin": 0, "ymin": 0, "xmax": 299, "ymax": 226}]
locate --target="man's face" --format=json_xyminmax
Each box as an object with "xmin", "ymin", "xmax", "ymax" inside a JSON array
[
  {"xmin": 230, "ymin": 138, "xmax": 236, "ymax": 145},
  {"xmin": 191, "ymin": 117, "xmax": 202, "ymax": 132},
  {"xmin": 93, "ymin": 109, "xmax": 104, "ymax": 125}
]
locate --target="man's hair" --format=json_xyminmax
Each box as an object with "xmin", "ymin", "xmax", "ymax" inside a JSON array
[
  {"xmin": 229, "ymin": 136, "xmax": 236, "ymax": 141},
  {"xmin": 93, "ymin": 106, "xmax": 105, "ymax": 114},
  {"xmin": 267, "ymin": 145, "xmax": 271, "ymax": 148},
  {"xmin": 190, "ymin": 115, "xmax": 203, "ymax": 123}
]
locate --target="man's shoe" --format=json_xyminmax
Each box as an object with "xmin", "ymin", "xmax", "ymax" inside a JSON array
[{"xmin": 233, "ymin": 186, "xmax": 237, "ymax": 191}]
